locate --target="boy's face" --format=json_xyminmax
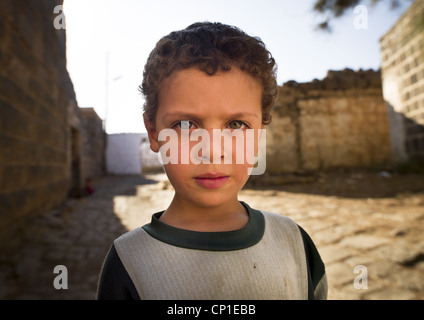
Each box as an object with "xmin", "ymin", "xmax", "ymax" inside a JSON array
[{"xmin": 145, "ymin": 67, "xmax": 263, "ymax": 208}]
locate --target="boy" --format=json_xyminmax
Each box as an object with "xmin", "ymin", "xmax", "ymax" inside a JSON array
[{"xmin": 97, "ymin": 22, "xmax": 327, "ymax": 300}]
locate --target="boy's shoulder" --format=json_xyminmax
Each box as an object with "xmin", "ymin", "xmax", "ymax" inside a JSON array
[
  {"xmin": 260, "ymin": 209, "xmax": 297, "ymax": 225},
  {"xmin": 260, "ymin": 210, "xmax": 323, "ymax": 266},
  {"xmin": 260, "ymin": 210, "xmax": 314, "ymax": 242},
  {"xmin": 113, "ymin": 224, "xmax": 151, "ymax": 251},
  {"xmin": 259, "ymin": 210, "xmax": 307, "ymax": 252},
  {"xmin": 260, "ymin": 210, "xmax": 302, "ymax": 238}
]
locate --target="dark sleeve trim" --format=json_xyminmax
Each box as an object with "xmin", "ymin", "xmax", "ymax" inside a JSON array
[
  {"xmin": 97, "ymin": 244, "xmax": 140, "ymax": 300},
  {"xmin": 297, "ymin": 226, "xmax": 326, "ymax": 300}
]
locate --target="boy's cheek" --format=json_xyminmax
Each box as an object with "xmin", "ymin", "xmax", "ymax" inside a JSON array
[{"xmin": 157, "ymin": 138, "xmax": 191, "ymax": 165}]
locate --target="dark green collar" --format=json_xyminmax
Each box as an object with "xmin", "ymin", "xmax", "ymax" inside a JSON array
[{"xmin": 142, "ymin": 202, "xmax": 265, "ymax": 251}]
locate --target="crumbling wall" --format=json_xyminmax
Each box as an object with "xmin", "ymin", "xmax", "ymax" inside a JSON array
[{"xmin": 266, "ymin": 69, "xmax": 392, "ymax": 174}]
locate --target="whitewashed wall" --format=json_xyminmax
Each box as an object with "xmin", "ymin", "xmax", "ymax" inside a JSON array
[
  {"xmin": 106, "ymin": 133, "xmax": 144, "ymax": 174},
  {"xmin": 106, "ymin": 133, "xmax": 162, "ymax": 174}
]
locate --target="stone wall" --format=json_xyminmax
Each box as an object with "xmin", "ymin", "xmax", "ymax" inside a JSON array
[
  {"xmin": 0, "ymin": 1, "xmax": 105, "ymax": 252},
  {"xmin": 266, "ymin": 69, "xmax": 392, "ymax": 174},
  {"xmin": 80, "ymin": 108, "xmax": 106, "ymax": 182},
  {"xmin": 0, "ymin": 0, "xmax": 71, "ymax": 250},
  {"xmin": 380, "ymin": 0, "xmax": 424, "ymax": 162},
  {"xmin": 67, "ymin": 105, "xmax": 105, "ymax": 196}
]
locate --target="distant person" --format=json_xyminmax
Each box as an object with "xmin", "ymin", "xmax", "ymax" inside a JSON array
[
  {"xmin": 85, "ymin": 178, "xmax": 94, "ymax": 196},
  {"xmin": 97, "ymin": 22, "xmax": 327, "ymax": 300}
]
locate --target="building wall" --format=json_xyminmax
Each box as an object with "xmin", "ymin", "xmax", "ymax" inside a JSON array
[
  {"xmin": 67, "ymin": 106, "xmax": 106, "ymax": 196},
  {"xmin": 81, "ymin": 108, "xmax": 106, "ymax": 181},
  {"xmin": 380, "ymin": 0, "xmax": 424, "ymax": 161},
  {"xmin": 0, "ymin": 0, "xmax": 73, "ymax": 250},
  {"xmin": 106, "ymin": 133, "xmax": 162, "ymax": 175},
  {"xmin": 106, "ymin": 133, "xmax": 144, "ymax": 175},
  {"xmin": 266, "ymin": 69, "xmax": 392, "ymax": 174},
  {"xmin": 0, "ymin": 1, "xmax": 105, "ymax": 252}
]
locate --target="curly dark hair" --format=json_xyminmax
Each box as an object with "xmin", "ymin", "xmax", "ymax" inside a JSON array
[{"xmin": 140, "ymin": 22, "xmax": 277, "ymax": 125}]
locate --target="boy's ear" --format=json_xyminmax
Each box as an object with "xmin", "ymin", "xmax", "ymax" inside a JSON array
[{"xmin": 143, "ymin": 114, "xmax": 159, "ymax": 153}]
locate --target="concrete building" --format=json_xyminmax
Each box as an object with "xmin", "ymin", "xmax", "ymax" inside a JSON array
[{"xmin": 380, "ymin": 0, "xmax": 424, "ymax": 162}]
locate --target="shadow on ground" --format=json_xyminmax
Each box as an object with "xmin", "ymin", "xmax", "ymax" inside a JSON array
[
  {"xmin": 245, "ymin": 168, "xmax": 424, "ymax": 199},
  {"xmin": 0, "ymin": 175, "xmax": 158, "ymax": 300}
]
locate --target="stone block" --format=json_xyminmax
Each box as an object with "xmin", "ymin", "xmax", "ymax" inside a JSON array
[
  {"xmin": 373, "ymin": 241, "xmax": 424, "ymax": 266},
  {"xmin": 364, "ymin": 289, "xmax": 416, "ymax": 300},
  {"xmin": 0, "ymin": 12, "xmax": 6, "ymax": 45},
  {"xmin": 0, "ymin": 165, "xmax": 26, "ymax": 193},
  {"xmin": 319, "ymin": 244, "xmax": 353, "ymax": 264},
  {"xmin": 340, "ymin": 235, "xmax": 390, "ymax": 250},
  {"xmin": 0, "ymin": 133, "xmax": 31, "ymax": 164},
  {"xmin": 0, "ymin": 99, "xmax": 31, "ymax": 139}
]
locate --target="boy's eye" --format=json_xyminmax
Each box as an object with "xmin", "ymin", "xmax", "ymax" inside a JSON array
[
  {"xmin": 175, "ymin": 120, "xmax": 195, "ymax": 130},
  {"xmin": 227, "ymin": 120, "xmax": 247, "ymax": 130}
]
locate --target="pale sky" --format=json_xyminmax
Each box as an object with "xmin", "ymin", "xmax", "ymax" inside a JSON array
[{"xmin": 63, "ymin": 0, "xmax": 412, "ymax": 134}]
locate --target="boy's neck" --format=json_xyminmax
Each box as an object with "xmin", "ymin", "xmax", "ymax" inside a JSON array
[{"xmin": 159, "ymin": 196, "xmax": 249, "ymax": 232}]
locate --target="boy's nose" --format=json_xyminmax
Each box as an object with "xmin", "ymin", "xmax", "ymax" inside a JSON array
[
  {"xmin": 202, "ymin": 128, "xmax": 225, "ymax": 164},
  {"xmin": 190, "ymin": 128, "xmax": 227, "ymax": 164},
  {"xmin": 211, "ymin": 129, "xmax": 237, "ymax": 164}
]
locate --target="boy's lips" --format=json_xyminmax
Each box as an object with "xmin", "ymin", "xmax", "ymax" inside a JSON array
[{"xmin": 194, "ymin": 172, "xmax": 229, "ymax": 189}]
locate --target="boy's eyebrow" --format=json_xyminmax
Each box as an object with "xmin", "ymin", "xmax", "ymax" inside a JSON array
[
  {"xmin": 162, "ymin": 112, "xmax": 202, "ymax": 122},
  {"xmin": 162, "ymin": 111, "xmax": 259, "ymax": 121},
  {"xmin": 230, "ymin": 112, "xmax": 259, "ymax": 120}
]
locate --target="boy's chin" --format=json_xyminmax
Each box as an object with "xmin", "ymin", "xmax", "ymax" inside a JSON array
[{"xmin": 179, "ymin": 191, "xmax": 237, "ymax": 208}]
